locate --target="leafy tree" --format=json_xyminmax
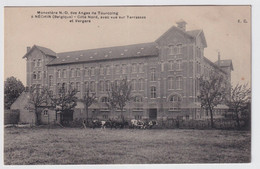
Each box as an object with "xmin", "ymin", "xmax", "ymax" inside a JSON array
[
  {"xmin": 25, "ymin": 86, "xmax": 48, "ymax": 125},
  {"xmin": 4, "ymin": 76, "xmax": 25, "ymax": 109},
  {"xmin": 48, "ymin": 85, "xmax": 78, "ymax": 124},
  {"xmin": 81, "ymin": 87, "xmax": 96, "ymax": 126},
  {"xmin": 228, "ymin": 83, "xmax": 251, "ymax": 129},
  {"xmin": 107, "ymin": 78, "xmax": 132, "ymax": 122},
  {"xmin": 198, "ymin": 72, "xmax": 227, "ymax": 128}
]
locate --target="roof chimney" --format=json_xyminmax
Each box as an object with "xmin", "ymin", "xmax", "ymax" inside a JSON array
[
  {"xmin": 27, "ymin": 46, "xmax": 31, "ymax": 53},
  {"xmin": 176, "ymin": 19, "xmax": 187, "ymax": 31},
  {"xmin": 218, "ymin": 52, "xmax": 221, "ymax": 67}
]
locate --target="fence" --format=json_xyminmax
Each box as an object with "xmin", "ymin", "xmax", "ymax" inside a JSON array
[{"xmin": 156, "ymin": 118, "xmax": 246, "ymax": 130}]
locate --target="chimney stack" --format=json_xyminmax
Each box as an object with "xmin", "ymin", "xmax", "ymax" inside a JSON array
[
  {"xmin": 176, "ymin": 19, "xmax": 187, "ymax": 31},
  {"xmin": 27, "ymin": 46, "xmax": 31, "ymax": 53}
]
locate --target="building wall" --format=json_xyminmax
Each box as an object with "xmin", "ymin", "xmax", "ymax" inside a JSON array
[
  {"xmin": 23, "ymin": 24, "xmax": 232, "ymax": 121},
  {"xmin": 10, "ymin": 92, "xmax": 36, "ymax": 124}
]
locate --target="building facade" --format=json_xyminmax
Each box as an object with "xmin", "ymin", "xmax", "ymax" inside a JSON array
[{"xmin": 22, "ymin": 20, "xmax": 233, "ymax": 121}]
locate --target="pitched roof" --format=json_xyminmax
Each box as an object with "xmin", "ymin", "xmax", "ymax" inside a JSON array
[
  {"xmin": 214, "ymin": 60, "xmax": 234, "ymax": 70},
  {"xmin": 47, "ymin": 42, "xmax": 159, "ymax": 66},
  {"xmin": 203, "ymin": 57, "xmax": 227, "ymax": 74},
  {"xmin": 186, "ymin": 30, "xmax": 201, "ymax": 37},
  {"xmin": 35, "ymin": 45, "xmax": 56, "ymax": 57},
  {"xmin": 23, "ymin": 45, "xmax": 56, "ymax": 58}
]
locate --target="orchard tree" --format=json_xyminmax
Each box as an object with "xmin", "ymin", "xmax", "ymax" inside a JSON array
[
  {"xmin": 48, "ymin": 85, "xmax": 78, "ymax": 124},
  {"xmin": 4, "ymin": 76, "xmax": 25, "ymax": 109},
  {"xmin": 107, "ymin": 78, "xmax": 132, "ymax": 122},
  {"xmin": 82, "ymin": 87, "xmax": 96, "ymax": 126},
  {"xmin": 25, "ymin": 85, "xmax": 48, "ymax": 125},
  {"xmin": 198, "ymin": 72, "xmax": 228, "ymax": 128},
  {"xmin": 228, "ymin": 83, "xmax": 251, "ymax": 129}
]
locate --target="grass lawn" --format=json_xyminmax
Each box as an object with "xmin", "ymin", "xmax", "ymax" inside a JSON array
[{"xmin": 4, "ymin": 127, "xmax": 251, "ymax": 164}]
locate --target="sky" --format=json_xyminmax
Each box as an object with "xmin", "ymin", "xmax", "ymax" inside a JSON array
[{"xmin": 4, "ymin": 6, "xmax": 251, "ymax": 86}]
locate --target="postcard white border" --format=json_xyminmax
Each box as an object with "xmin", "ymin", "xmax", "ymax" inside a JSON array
[{"xmin": 0, "ymin": 1, "xmax": 259, "ymax": 169}]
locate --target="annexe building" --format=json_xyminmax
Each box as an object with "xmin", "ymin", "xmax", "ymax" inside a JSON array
[{"xmin": 22, "ymin": 20, "xmax": 233, "ymax": 122}]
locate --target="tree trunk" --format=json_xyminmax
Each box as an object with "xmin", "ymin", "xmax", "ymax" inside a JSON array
[
  {"xmin": 35, "ymin": 107, "xmax": 39, "ymax": 125},
  {"xmin": 86, "ymin": 106, "xmax": 89, "ymax": 125},
  {"xmin": 235, "ymin": 109, "xmax": 240, "ymax": 129},
  {"xmin": 209, "ymin": 108, "xmax": 214, "ymax": 128},
  {"xmin": 121, "ymin": 108, "xmax": 124, "ymax": 122}
]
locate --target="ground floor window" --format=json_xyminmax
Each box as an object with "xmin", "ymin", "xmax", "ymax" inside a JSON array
[
  {"xmin": 102, "ymin": 115, "xmax": 108, "ymax": 119},
  {"xmin": 135, "ymin": 115, "xmax": 142, "ymax": 120}
]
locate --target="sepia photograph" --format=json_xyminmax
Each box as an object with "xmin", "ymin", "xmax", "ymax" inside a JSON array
[{"xmin": 3, "ymin": 5, "xmax": 252, "ymax": 165}]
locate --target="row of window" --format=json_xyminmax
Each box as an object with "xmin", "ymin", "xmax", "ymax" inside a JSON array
[
  {"xmin": 32, "ymin": 59, "xmax": 42, "ymax": 67},
  {"xmin": 55, "ymin": 81, "xmax": 158, "ymax": 99},
  {"xmin": 169, "ymin": 44, "xmax": 182, "ymax": 55},
  {"xmin": 100, "ymin": 94, "xmax": 181, "ymax": 103},
  {"xmin": 168, "ymin": 77, "xmax": 182, "ymax": 90},
  {"xmin": 50, "ymin": 76, "xmax": 183, "ymax": 91},
  {"xmin": 168, "ymin": 60, "xmax": 182, "ymax": 70},
  {"xmin": 56, "ymin": 63, "xmax": 146, "ymax": 79}
]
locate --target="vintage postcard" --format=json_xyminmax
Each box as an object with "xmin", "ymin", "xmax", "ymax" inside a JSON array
[{"xmin": 3, "ymin": 6, "xmax": 251, "ymax": 165}]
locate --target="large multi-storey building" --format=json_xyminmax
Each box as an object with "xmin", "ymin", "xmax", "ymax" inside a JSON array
[{"xmin": 22, "ymin": 20, "xmax": 233, "ymax": 121}]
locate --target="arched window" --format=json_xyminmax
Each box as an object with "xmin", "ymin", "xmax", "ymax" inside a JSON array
[
  {"xmin": 90, "ymin": 67, "xmax": 95, "ymax": 76},
  {"xmin": 176, "ymin": 76, "xmax": 182, "ymax": 89},
  {"xmin": 169, "ymin": 60, "xmax": 174, "ymax": 70},
  {"xmin": 169, "ymin": 44, "xmax": 175, "ymax": 55},
  {"xmin": 106, "ymin": 65, "xmax": 110, "ymax": 75},
  {"xmin": 57, "ymin": 69, "xmax": 61, "ymax": 78},
  {"xmin": 134, "ymin": 96, "xmax": 143, "ymax": 102},
  {"xmin": 70, "ymin": 68, "xmax": 75, "ymax": 78},
  {"xmin": 99, "ymin": 80, "xmax": 104, "ymax": 92},
  {"xmin": 101, "ymin": 97, "xmax": 109, "ymax": 103},
  {"xmin": 138, "ymin": 78, "xmax": 144, "ymax": 91},
  {"xmin": 139, "ymin": 63, "xmax": 144, "ymax": 73},
  {"xmin": 150, "ymin": 68, "xmax": 156, "ymax": 81},
  {"xmin": 32, "ymin": 60, "xmax": 36, "ymax": 67},
  {"xmin": 90, "ymin": 81, "xmax": 95, "ymax": 92},
  {"xmin": 33, "ymin": 72, "xmax": 37, "ymax": 80},
  {"xmin": 100, "ymin": 66, "xmax": 104, "ymax": 75},
  {"xmin": 177, "ymin": 44, "xmax": 182, "ymax": 54},
  {"xmin": 70, "ymin": 82, "xmax": 75, "ymax": 89},
  {"xmin": 132, "ymin": 63, "xmax": 137, "ymax": 73},
  {"xmin": 169, "ymin": 95, "xmax": 181, "ymax": 102},
  {"xmin": 76, "ymin": 68, "xmax": 81, "ymax": 77},
  {"xmin": 62, "ymin": 69, "xmax": 67, "ymax": 78},
  {"xmin": 115, "ymin": 65, "xmax": 120, "ymax": 74},
  {"xmin": 76, "ymin": 82, "xmax": 80, "ymax": 92},
  {"xmin": 105, "ymin": 81, "xmax": 110, "ymax": 91},
  {"xmin": 122, "ymin": 64, "xmax": 127, "ymax": 74},
  {"xmin": 84, "ymin": 81, "xmax": 89, "ymax": 92},
  {"xmin": 151, "ymin": 86, "xmax": 156, "ymax": 98},
  {"xmin": 168, "ymin": 77, "xmax": 174, "ymax": 89},
  {"xmin": 84, "ymin": 67, "xmax": 88, "ymax": 77},
  {"xmin": 62, "ymin": 83, "xmax": 67, "ymax": 92},
  {"xmin": 37, "ymin": 71, "xmax": 41, "ymax": 80},
  {"xmin": 169, "ymin": 94, "xmax": 181, "ymax": 111},
  {"xmin": 176, "ymin": 59, "xmax": 182, "ymax": 70},
  {"xmin": 49, "ymin": 75, "xmax": 53, "ymax": 87},
  {"xmin": 37, "ymin": 59, "xmax": 41, "ymax": 67},
  {"xmin": 132, "ymin": 79, "xmax": 137, "ymax": 91}
]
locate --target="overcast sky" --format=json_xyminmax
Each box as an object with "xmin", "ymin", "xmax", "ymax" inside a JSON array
[{"xmin": 4, "ymin": 6, "xmax": 251, "ymax": 86}]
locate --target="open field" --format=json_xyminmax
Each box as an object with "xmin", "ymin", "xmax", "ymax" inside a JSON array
[{"xmin": 4, "ymin": 127, "xmax": 250, "ymax": 164}]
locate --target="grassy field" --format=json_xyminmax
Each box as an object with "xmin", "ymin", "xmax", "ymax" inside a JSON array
[{"xmin": 4, "ymin": 127, "xmax": 251, "ymax": 165}]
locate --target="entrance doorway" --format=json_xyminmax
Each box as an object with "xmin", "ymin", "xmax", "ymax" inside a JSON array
[{"xmin": 149, "ymin": 109, "xmax": 157, "ymax": 120}]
